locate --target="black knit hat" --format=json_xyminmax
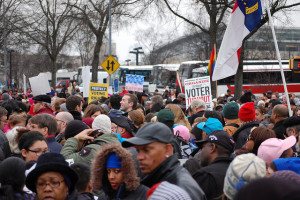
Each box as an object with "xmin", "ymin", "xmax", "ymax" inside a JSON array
[
  {"xmin": 239, "ymin": 92, "xmax": 252, "ymax": 104},
  {"xmin": 64, "ymin": 120, "xmax": 89, "ymax": 140},
  {"xmin": 25, "ymin": 152, "xmax": 78, "ymax": 193},
  {"xmin": 283, "ymin": 116, "xmax": 300, "ymax": 128}
]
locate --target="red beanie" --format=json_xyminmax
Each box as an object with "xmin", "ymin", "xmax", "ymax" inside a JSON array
[{"xmin": 238, "ymin": 102, "xmax": 255, "ymax": 122}]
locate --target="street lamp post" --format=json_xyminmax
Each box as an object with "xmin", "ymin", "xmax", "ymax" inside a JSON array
[
  {"xmin": 129, "ymin": 47, "xmax": 144, "ymax": 65},
  {"xmin": 8, "ymin": 49, "xmax": 15, "ymax": 88},
  {"xmin": 125, "ymin": 59, "xmax": 131, "ymax": 66}
]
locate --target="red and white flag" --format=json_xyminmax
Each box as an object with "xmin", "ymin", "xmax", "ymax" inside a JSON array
[{"xmin": 176, "ymin": 70, "xmax": 184, "ymax": 93}]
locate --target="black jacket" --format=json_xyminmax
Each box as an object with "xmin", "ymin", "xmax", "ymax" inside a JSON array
[
  {"xmin": 233, "ymin": 121, "xmax": 259, "ymax": 149},
  {"xmin": 273, "ymin": 120, "xmax": 286, "ymax": 139},
  {"xmin": 141, "ymin": 155, "xmax": 206, "ymax": 200},
  {"xmin": 188, "ymin": 110, "xmax": 205, "ymax": 126},
  {"xmin": 0, "ymin": 130, "xmax": 11, "ymax": 159},
  {"xmin": 76, "ymin": 193, "xmax": 94, "ymax": 200},
  {"xmin": 69, "ymin": 110, "xmax": 82, "ymax": 120},
  {"xmin": 192, "ymin": 157, "xmax": 233, "ymax": 200},
  {"xmin": 98, "ymin": 184, "xmax": 148, "ymax": 200}
]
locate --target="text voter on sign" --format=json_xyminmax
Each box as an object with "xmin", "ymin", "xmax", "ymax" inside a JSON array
[
  {"xmin": 184, "ymin": 76, "xmax": 213, "ymax": 110},
  {"xmin": 88, "ymin": 83, "xmax": 109, "ymax": 103}
]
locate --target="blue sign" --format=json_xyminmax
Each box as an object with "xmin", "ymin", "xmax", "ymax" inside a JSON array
[{"xmin": 114, "ymin": 78, "xmax": 119, "ymax": 92}]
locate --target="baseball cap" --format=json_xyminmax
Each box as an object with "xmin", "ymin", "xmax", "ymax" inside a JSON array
[
  {"xmin": 195, "ymin": 130, "xmax": 235, "ymax": 153},
  {"xmin": 197, "ymin": 118, "xmax": 223, "ymax": 135},
  {"xmin": 257, "ymin": 136, "xmax": 296, "ymax": 166},
  {"xmin": 122, "ymin": 122, "xmax": 173, "ymax": 148}
]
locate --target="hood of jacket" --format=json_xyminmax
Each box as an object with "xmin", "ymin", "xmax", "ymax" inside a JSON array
[{"xmin": 92, "ymin": 143, "xmax": 139, "ymax": 192}]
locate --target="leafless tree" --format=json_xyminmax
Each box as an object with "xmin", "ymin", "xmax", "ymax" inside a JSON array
[
  {"xmin": 12, "ymin": 0, "xmax": 79, "ymax": 88},
  {"xmin": 68, "ymin": 0, "xmax": 146, "ymax": 82}
]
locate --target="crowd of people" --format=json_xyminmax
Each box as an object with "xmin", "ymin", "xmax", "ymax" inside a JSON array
[{"xmin": 0, "ymin": 86, "xmax": 300, "ymax": 200}]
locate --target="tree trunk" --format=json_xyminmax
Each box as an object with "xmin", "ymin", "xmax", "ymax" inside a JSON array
[
  {"xmin": 234, "ymin": 44, "xmax": 245, "ymax": 99},
  {"xmin": 91, "ymin": 35, "xmax": 103, "ymax": 83},
  {"xmin": 51, "ymin": 59, "xmax": 57, "ymax": 89}
]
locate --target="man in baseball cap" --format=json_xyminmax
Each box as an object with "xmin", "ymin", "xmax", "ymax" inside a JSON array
[
  {"xmin": 193, "ymin": 130, "xmax": 235, "ymax": 199},
  {"xmin": 122, "ymin": 122, "xmax": 206, "ymax": 200},
  {"xmin": 32, "ymin": 94, "xmax": 54, "ymax": 116}
]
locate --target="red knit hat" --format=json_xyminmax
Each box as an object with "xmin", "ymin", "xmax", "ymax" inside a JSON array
[{"xmin": 238, "ymin": 102, "xmax": 255, "ymax": 122}]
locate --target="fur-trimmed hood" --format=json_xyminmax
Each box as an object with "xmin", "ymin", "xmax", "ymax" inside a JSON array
[{"xmin": 92, "ymin": 143, "xmax": 139, "ymax": 191}]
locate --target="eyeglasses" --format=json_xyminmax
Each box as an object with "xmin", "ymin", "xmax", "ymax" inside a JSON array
[
  {"xmin": 36, "ymin": 180, "xmax": 65, "ymax": 189},
  {"xmin": 28, "ymin": 149, "xmax": 49, "ymax": 156},
  {"xmin": 56, "ymin": 119, "xmax": 65, "ymax": 123}
]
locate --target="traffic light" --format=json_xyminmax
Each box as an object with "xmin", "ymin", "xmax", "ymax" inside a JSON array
[{"xmin": 289, "ymin": 57, "xmax": 300, "ymax": 71}]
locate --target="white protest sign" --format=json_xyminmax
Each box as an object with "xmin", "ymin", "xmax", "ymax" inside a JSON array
[
  {"xmin": 29, "ymin": 74, "xmax": 51, "ymax": 95},
  {"xmin": 125, "ymin": 74, "xmax": 144, "ymax": 92},
  {"xmin": 184, "ymin": 76, "xmax": 213, "ymax": 110},
  {"xmin": 148, "ymin": 84, "xmax": 157, "ymax": 93},
  {"xmin": 82, "ymin": 67, "xmax": 91, "ymax": 98}
]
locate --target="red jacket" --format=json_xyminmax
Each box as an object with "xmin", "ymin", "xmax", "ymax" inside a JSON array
[{"xmin": 35, "ymin": 107, "xmax": 55, "ymax": 116}]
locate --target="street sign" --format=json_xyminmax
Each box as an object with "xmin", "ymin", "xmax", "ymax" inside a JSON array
[{"xmin": 101, "ymin": 55, "xmax": 120, "ymax": 75}]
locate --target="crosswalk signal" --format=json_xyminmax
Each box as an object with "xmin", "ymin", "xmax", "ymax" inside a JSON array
[{"xmin": 289, "ymin": 57, "xmax": 300, "ymax": 72}]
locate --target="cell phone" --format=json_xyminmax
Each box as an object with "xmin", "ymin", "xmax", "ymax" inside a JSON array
[{"xmin": 82, "ymin": 129, "xmax": 104, "ymax": 148}]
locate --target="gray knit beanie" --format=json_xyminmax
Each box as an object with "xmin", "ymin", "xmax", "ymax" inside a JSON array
[{"xmin": 92, "ymin": 114, "xmax": 111, "ymax": 134}]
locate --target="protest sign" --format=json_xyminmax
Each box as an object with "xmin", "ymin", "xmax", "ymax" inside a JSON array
[
  {"xmin": 29, "ymin": 74, "xmax": 51, "ymax": 95},
  {"xmin": 82, "ymin": 66, "xmax": 91, "ymax": 98},
  {"xmin": 114, "ymin": 78, "xmax": 119, "ymax": 93},
  {"xmin": 125, "ymin": 74, "xmax": 144, "ymax": 92},
  {"xmin": 184, "ymin": 76, "xmax": 213, "ymax": 110},
  {"xmin": 88, "ymin": 83, "xmax": 108, "ymax": 103}
]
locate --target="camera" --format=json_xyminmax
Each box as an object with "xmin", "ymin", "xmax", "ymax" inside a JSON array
[{"xmin": 82, "ymin": 129, "xmax": 104, "ymax": 148}]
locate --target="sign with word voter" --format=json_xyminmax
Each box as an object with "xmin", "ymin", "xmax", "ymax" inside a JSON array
[
  {"xmin": 88, "ymin": 83, "xmax": 108, "ymax": 103},
  {"xmin": 184, "ymin": 76, "xmax": 213, "ymax": 110},
  {"xmin": 101, "ymin": 55, "xmax": 120, "ymax": 75},
  {"xmin": 125, "ymin": 74, "xmax": 144, "ymax": 92}
]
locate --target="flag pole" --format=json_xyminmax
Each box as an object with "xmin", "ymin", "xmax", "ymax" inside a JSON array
[
  {"xmin": 214, "ymin": 44, "xmax": 218, "ymax": 97},
  {"xmin": 264, "ymin": 1, "xmax": 292, "ymax": 117}
]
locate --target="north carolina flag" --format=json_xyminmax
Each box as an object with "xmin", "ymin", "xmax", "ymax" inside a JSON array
[
  {"xmin": 207, "ymin": 44, "xmax": 216, "ymax": 77},
  {"xmin": 212, "ymin": 0, "xmax": 262, "ymax": 81}
]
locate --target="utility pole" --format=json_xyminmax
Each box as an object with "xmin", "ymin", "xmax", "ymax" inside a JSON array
[
  {"xmin": 125, "ymin": 59, "xmax": 131, "ymax": 66},
  {"xmin": 2, "ymin": 0, "xmax": 8, "ymax": 89},
  {"xmin": 129, "ymin": 47, "xmax": 144, "ymax": 65},
  {"xmin": 109, "ymin": 0, "xmax": 113, "ymax": 88}
]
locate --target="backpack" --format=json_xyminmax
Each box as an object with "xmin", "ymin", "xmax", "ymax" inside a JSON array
[{"xmin": 174, "ymin": 131, "xmax": 192, "ymax": 159}]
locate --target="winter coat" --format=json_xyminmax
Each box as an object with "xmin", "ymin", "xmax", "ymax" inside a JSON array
[
  {"xmin": 0, "ymin": 129, "xmax": 11, "ymax": 159},
  {"xmin": 69, "ymin": 111, "xmax": 82, "ymax": 120},
  {"xmin": 92, "ymin": 143, "xmax": 148, "ymax": 200},
  {"xmin": 35, "ymin": 107, "xmax": 55, "ymax": 116},
  {"xmin": 273, "ymin": 120, "xmax": 286, "ymax": 139},
  {"xmin": 61, "ymin": 133, "xmax": 119, "ymax": 166},
  {"xmin": 46, "ymin": 136, "xmax": 62, "ymax": 153},
  {"xmin": 188, "ymin": 110, "xmax": 205, "ymax": 126},
  {"xmin": 233, "ymin": 121, "xmax": 259, "ymax": 149},
  {"xmin": 223, "ymin": 119, "xmax": 242, "ymax": 136},
  {"xmin": 192, "ymin": 157, "xmax": 233, "ymax": 200},
  {"xmin": 141, "ymin": 155, "xmax": 206, "ymax": 200}
]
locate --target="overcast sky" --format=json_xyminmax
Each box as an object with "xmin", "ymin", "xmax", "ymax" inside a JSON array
[{"xmin": 113, "ymin": 5, "xmax": 300, "ymax": 65}]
